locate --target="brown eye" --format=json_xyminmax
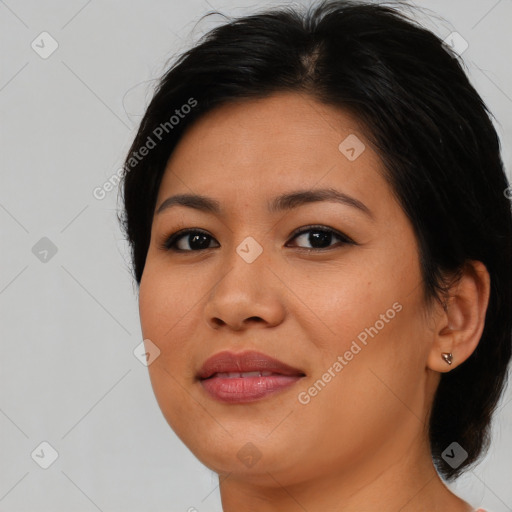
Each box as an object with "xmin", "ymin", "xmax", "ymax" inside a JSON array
[
  {"xmin": 161, "ymin": 229, "xmax": 219, "ymax": 252},
  {"xmin": 287, "ymin": 225, "xmax": 354, "ymax": 250}
]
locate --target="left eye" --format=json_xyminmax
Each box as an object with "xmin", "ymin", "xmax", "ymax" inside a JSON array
[
  {"xmin": 287, "ymin": 225, "xmax": 354, "ymax": 250},
  {"xmin": 161, "ymin": 225, "xmax": 354, "ymax": 252}
]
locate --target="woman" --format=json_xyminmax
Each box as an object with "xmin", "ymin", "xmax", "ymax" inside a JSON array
[{"xmin": 119, "ymin": 1, "xmax": 511, "ymax": 510}]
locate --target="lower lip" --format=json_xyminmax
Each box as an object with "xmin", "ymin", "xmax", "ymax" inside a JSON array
[{"xmin": 200, "ymin": 374, "xmax": 304, "ymax": 403}]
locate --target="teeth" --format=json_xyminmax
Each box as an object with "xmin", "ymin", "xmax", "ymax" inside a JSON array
[
  {"xmin": 239, "ymin": 371, "xmax": 261, "ymax": 377},
  {"xmin": 214, "ymin": 371, "xmax": 275, "ymax": 378}
]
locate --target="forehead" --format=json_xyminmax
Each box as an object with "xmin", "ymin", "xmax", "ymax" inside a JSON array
[{"xmin": 156, "ymin": 92, "xmax": 391, "ymax": 215}]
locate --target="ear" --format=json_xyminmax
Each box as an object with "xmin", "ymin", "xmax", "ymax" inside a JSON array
[{"xmin": 427, "ymin": 260, "xmax": 490, "ymax": 373}]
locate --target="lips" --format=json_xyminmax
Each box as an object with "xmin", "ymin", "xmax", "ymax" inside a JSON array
[
  {"xmin": 197, "ymin": 350, "xmax": 306, "ymax": 380},
  {"xmin": 197, "ymin": 350, "xmax": 306, "ymax": 403}
]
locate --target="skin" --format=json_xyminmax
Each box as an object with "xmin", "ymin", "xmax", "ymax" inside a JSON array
[{"xmin": 138, "ymin": 91, "xmax": 490, "ymax": 512}]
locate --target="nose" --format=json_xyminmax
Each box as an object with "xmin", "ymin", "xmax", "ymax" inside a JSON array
[{"xmin": 203, "ymin": 248, "xmax": 286, "ymax": 331}]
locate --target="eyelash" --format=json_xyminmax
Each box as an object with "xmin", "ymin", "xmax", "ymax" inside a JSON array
[{"xmin": 159, "ymin": 225, "xmax": 355, "ymax": 253}]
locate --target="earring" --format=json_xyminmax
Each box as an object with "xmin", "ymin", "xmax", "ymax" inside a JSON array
[{"xmin": 441, "ymin": 352, "xmax": 453, "ymax": 365}]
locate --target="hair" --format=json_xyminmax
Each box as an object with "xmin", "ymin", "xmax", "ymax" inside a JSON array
[{"xmin": 119, "ymin": 0, "xmax": 512, "ymax": 481}]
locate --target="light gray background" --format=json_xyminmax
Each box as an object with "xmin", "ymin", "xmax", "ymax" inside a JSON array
[{"xmin": 1, "ymin": 0, "xmax": 511, "ymax": 511}]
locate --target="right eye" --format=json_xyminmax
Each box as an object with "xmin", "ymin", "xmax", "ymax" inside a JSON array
[{"xmin": 160, "ymin": 229, "xmax": 220, "ymax": 252}]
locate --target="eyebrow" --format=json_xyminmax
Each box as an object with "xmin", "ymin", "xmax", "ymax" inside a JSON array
[{"xmin": 156, "ymin": 187, "xmax": 374, "ymax": 220}]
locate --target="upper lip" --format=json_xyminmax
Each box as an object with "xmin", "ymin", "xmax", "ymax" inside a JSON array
[{"xmin": 197, "ymin": 350, "xmax": 306, "ymax": 379}]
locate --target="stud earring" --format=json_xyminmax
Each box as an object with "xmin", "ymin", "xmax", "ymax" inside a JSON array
[{"xmin": 441, "ymin": 352, "xmax": 453, "ymax": 365}]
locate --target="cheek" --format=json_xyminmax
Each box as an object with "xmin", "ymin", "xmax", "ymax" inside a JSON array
[
  {"xmin": 293, "ymin": 302, "xmax": 428, "ymax": 457},
  {"xmin": 295, "ymin": 252, "xmax": 428, "ymax": 413},
  {"xmin": 138, "ymin": 262, "xmax": 201, "ymax": 340},
  {"xmin": 138, "ymin": 267, "xmax": 203, "ymax": 434},
  {"xmin": 138, "ymin": 265, "xmax": 202, "ymax": 394},
  {"xmin": 289, "ymin": 257, "xmax": 404, "ymax": 357}
]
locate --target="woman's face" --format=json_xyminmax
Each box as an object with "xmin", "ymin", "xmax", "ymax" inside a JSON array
[{"xmin": 138, "ymin": 92, "xmax": 439, "ymax": 486}]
